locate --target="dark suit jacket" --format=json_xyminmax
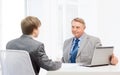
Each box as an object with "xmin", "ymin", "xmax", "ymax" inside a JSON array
[
  {"xmin": 62, "ymin": 33, "xmax": 102, "ymax": 64},
  {"xmin": 6, "ymin": 35, "xmax": 61, "ymax": 75}
]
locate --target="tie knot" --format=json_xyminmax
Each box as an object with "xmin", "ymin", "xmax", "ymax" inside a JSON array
[{"xmin": 75, "ymin": 38, "xmax": 79, "ymax": 44}]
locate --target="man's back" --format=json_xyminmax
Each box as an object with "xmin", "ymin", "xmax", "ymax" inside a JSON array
[
  {"xmin": 6, "ymin": 35, "xmax": 62, "ymax": 75},
  {"xmin": 6, "ymin": 35, "xmax": 44, "ymax": 74},
  {"xmin": 6, "ymin": 35, "xmax": 41, "ymax": 52}
]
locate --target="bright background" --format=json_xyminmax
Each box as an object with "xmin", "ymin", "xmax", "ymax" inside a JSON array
[{"xmin": 0, "ymin": 0, "xmax": 120, "ymax": 61}]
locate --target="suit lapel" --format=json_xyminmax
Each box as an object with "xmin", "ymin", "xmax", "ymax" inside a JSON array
[
  {"xmin": 67, "ymin": 38, "xmax": 73, "ymax": 61},
  {"xmin": 77, "ymin": 33, "xmax": 88, "ymax": 57}
]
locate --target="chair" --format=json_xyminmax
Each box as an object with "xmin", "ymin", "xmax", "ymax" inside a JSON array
[{"xmin": 0, "ymin": 50, "xmax": 35, "ymax": 75}]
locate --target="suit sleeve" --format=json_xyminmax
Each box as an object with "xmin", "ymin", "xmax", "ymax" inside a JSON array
[
  {"xmin": 61, "ymin": 40, "xmax": 67, "ymax": 63},
  {"xmin": 95, "ymin": 38, "xmax": 102, "ymax": 47},
  {"xmin": 36, "ymin": 44, "xmax": 62, "ymax": 71}
]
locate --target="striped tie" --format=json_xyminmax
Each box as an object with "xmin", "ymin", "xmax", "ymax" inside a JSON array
[{"xmin": 70, "ymin": 38, "xmax": 79, "ymax": 63}]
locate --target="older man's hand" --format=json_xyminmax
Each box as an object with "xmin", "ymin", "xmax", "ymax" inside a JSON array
[{"xmin": 110, "ymin": 54, "xmax": 118, "ymax": 65}]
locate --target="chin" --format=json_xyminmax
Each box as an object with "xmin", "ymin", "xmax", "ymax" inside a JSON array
[
  {"xmin": 73, "ymin": 33, "xmax": 79, "ymax": 38},
  {"xmin": 74, "ymin": 35, "xmax": 79, "ymax": 38}
]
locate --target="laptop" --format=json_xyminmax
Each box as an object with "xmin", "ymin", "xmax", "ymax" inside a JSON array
[{"xmin": 80, "ymin": 46, "xmax": 114, "ymax": 67}]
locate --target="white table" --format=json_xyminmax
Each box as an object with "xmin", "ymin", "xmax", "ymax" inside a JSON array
[
  {"xmin": 46, "ymin": 63, "xmax": 120, "ymax": 75},
  {"xmin": 1, "ymin": 63, "xmax": 120, "ymax": 75}
]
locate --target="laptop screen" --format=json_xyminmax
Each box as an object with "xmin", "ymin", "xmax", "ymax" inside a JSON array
[
  {"xmin": 90, "ymin": 46, "xmax": 113, "ymax": 66},
  {"xmin": 79, "ymin": 46, "xmax": 114, "ymax": 67}
]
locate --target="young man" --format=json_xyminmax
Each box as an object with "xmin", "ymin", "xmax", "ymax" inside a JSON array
[
  {"xmin": 6, "ymin": 16, "xmax": 62, "ymax": 75},
  {"xmin": 62, "ymin": 18, "xmax": 118, "ymax": 65}
]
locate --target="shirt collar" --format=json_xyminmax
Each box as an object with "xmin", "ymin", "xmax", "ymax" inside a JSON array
[{"xmin": 73, "ymin": 36, "xmax": 82, "ymax": 41}]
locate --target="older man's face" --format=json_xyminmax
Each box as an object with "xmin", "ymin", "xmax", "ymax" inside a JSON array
[{"xmin": 71, "ymin": 21, "xmax": 85, "ymax": 38}]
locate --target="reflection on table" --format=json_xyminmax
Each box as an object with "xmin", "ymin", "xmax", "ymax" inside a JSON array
[{"xmin": 46, "ymin": 63, "xmax": 120, "ymax": 75}]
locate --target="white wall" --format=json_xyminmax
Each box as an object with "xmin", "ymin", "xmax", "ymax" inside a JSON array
[
  {"xmin": 0, "ymin": 0, "xmax": 2, "ymax": 48},
  {"xmin": 98, "ymin": 0, "xmax": 120, "ymax": 58},
  {"xmin": 77, "ymin": 0, "xmax": 99, "ymax": 36},
  {"xmin": 0, "ymin": 0, "xmax": 25, "ymax": 49}
]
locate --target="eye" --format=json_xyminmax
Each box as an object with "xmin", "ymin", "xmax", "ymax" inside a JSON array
[
  {"xmin": 72, "ymin": 26, "xmax": 74, "ymax": 28},
  {"xmin": 76, "ymin": 26, "xmax": 80, "ymax": 29}
]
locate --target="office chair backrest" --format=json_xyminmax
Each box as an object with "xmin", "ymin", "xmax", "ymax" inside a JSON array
[{"xmin": 0, "ymin": 50, "xmax": 35, "ymax": 75}]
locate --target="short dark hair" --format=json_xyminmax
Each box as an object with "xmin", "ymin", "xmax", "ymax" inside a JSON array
[{"xmin": 21, "ymin": 16, "xmax": 41, "ymax": 35}]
